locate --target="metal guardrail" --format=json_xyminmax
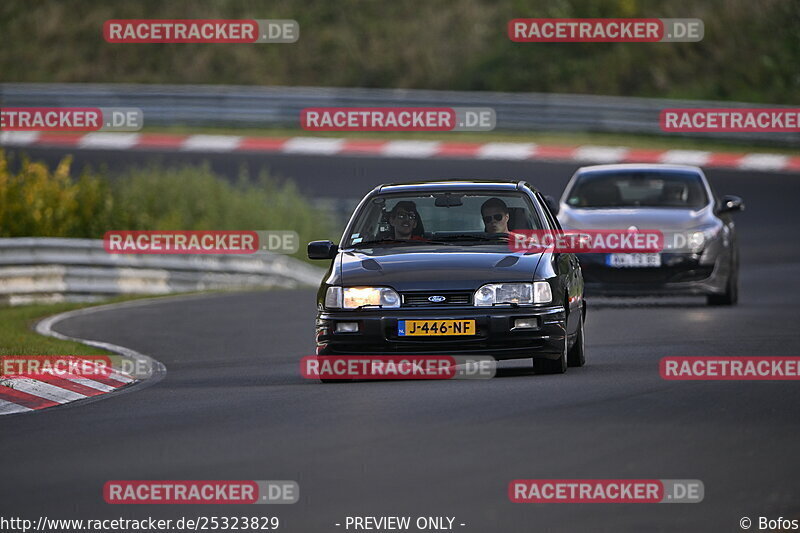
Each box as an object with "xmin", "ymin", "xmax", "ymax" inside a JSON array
[
  {"xmin": 1, "ymin": 83, "xmax": 797, "ymax": 146},
  {"xmin": 0, "ymin": 238, "xmax": 325, "ymax": 305}
]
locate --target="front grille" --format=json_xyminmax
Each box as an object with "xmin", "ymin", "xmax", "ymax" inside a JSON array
[
  {"xmin": 582, "ymin": 265, "xmax": 713, "ymax": 284},
  {"xmin": 401, "ymin": 292, "xmax": 472, "ymax": 307}
]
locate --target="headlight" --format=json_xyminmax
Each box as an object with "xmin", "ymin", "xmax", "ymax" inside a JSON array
[
  {"xmin": 687, "ymin": 231, "xmax": 706, "ymax": 251},
  {"xmin": 686, "ymin": 225, "xmax": 721, "ymax": 252},
  {"xmin": 325, "ymin": 286, "xmax": 400, "ymax": 309},
  {"xmin": 473, "ymin": 282, "xmax": 551, "ymax": 306}
]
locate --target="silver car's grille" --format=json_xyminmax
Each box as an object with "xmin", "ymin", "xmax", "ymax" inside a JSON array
[{"xmin": 401, "ymin": 292, "xmax": 472, "ymax": 306}]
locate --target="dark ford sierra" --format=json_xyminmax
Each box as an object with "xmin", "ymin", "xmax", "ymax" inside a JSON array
[{"xmin": 308, "ymin": 180, "xmax": 586, "ymax": 379}]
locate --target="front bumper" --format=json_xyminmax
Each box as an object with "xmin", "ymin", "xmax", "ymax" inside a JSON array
[
  {"xmin": 316, "ymin": 305, "xmax": 566, "ymax": 360},
  {"xmin": 579, "ymin": 251, "xmax": 728, "ymax": 296}
]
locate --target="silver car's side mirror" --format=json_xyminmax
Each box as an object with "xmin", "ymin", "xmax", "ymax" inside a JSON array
[{"xmin": 718, "ymin": 195, "xmax": 744, "ymax": 214}]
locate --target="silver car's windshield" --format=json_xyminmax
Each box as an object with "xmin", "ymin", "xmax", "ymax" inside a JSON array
[{"xmin": 566, "ymin": 171, "xmax": 709, "ymax": 209}]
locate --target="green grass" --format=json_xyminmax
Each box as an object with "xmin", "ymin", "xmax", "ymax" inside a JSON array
[
  {"xmin": 0, "ymin": 296, "xmax": 165, "ymax": 388},
  {"xmin": 0, "ymin": 296, "xmax": 159, "ymax": 357},
  {"xmin": 142, "ymin": 125, "xmax": 800, "ymax": 156}
]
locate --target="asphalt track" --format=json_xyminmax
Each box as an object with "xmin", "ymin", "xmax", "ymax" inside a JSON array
[{"xmin": 2, "ymin": 147, "xmax": 800, "ymax": 532}]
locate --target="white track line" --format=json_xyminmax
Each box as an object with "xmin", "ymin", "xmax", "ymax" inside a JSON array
[
  {"xmin": 0, "ymin": 131, "xmax": 41, "ymax": 145},
  {"xmin": 182, "ymin": 135, "xmax": 243, "ymax": 152},
  {"xmin": 382, "ymin": 140, "xmax": 441, "ymax": 158},
  {"xmin": 282, "ymin": 137, "xmax": 346, "ymax": 154},
  {"xmin": 79, "ymin": 132, "xmax": 141, "ymax": 149},
  {"xmin": 477, "ymin": 142, "xmax": 537, "ymax": 160},
  {"xmin": 738, "ymin": 153, "xmax": 790, "ymax": 170},
  {"xmin": 9, "ymin": 378, "xmax": 86, "ymax": 403},
  {"xmin": 68, "ymin": 377, "xmax": 119, "ymax": 393},
  {"xmin": 574, "ymin": 145, "xmax": 630, "ymax": 163},
  {"xmin": 0, "ymin": 132, "xmax": 796, "ymax": 172},
  {"xmin": 660, "ymin": 150, "xmax": 711, "ymax": 166},
  {"xmin": 0, "ymin": 399, "xmax": 32, "ymax": 415}
]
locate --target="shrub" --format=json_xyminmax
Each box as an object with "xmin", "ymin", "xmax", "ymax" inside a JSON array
[{"xmin": 0, "ymin": 150, "xmax": 334, "ymax": 261}]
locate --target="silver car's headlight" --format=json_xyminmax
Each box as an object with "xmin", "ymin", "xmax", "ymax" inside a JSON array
[
  {"xmin": 474, "ymin": 282, "xmax": 551, "ymax": 306},
  {"xmin": 325, "ymin": 286, "xmax": 400, "ymax": 309},
  {"xmin": 687, "ymin": 231, "xmax": 706, "ymax": 251},
  {"xmin": 687, "ymin": 225, "xmax": 722, "ymax": 253}
]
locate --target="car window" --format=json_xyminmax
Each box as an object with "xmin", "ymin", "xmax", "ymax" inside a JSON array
[
  {"xmin": 344, "ymin": 191, "xmax": 543, "ymax": 247},
  {"xmin": 566, "ymin": 171, "xmax": 709, "ymax": 209}
]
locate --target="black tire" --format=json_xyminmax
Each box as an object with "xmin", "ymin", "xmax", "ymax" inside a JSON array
[
  {"xmin": 567, "ymin": 312, "xmax": 586, "ymax": 367},
  {"xmin": 533, "ymin": 335, "xmax": 568, "ymax": 374},
  {"xmin": 707, "ymin": 257, "xmax": 739, "ymax": 306}
]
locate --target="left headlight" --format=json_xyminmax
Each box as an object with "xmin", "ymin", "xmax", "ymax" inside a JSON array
[
  {"xmin": 474, "ymin": 282, "xmax": 552, "ymax": 306},
  {"xmin": 325, "ymin": 286, "xmax": 401, "ymax": 309}
]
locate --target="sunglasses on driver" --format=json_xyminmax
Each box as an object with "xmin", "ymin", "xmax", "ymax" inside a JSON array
[{"xmin": 482, "ymin": 213, "xmax": 505, "ymax": 224}]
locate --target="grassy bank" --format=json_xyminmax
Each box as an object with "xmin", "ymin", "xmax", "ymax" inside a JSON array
[
  {"xmin": 2, "ymin": 0, "xmax": 798, "ymax": 104},
  {"xmin": 0, "ymin": 302, "xmax": 118, "ymax": 357},
  {"xmin": 0, "ymin": 150, "xmax": 336, "ymax": 262}
]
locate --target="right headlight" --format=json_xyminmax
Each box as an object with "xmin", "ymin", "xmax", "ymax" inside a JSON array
[
  {"xmin": 473, "ymin": 282, "xmax": 552, "ymax": 306},
  {"xmin": 325, "ymin": 286, "xmax": 401, "ymax": 309}
]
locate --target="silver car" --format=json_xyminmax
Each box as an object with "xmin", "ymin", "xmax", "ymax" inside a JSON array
[{"xmin": 554, "ymin": 164, "xmax": 743, "ymax": 305}]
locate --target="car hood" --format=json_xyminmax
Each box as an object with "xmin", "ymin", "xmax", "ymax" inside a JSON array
[
  {"xmin": 558, "ymin": 206, "xmax": 714, "ymax": 231},
  {"xmin": 338, "ymin": 246, "xmax": 544, "ymax": 291}
]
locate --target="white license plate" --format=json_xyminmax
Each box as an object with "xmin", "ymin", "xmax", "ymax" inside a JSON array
[{"xmin": 607, "ymin": 253, "xmax": 662, "ymax": 268}]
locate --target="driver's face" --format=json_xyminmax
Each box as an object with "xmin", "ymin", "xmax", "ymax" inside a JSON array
[
  {"xmin": 390, "ymin": 209, "xmax": 417, "ymax": 238},
  {"xmin": 482, "ymin": 207, "xmax": 509, "ymax": 233}
]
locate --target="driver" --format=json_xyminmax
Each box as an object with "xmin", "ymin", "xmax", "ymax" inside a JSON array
[
  {"xmin": 388, "ymin": 201, "xmax": 423, "ymax": 240},
  {"xmin": 481, "ymin": 198, "xmax": 510, "ymax": 234}
]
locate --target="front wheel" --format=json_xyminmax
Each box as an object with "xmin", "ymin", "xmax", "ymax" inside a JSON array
[
  {"xmin": 707, "ymin": 259, "xmax": 739, "ymax": 306},
  {"xmin": 567, "ymin": 312, "xmax": 586, "ymax": 367},
  {"xmin": 533, "ymin": 336, "xmax": 567, "ymax": 375}
]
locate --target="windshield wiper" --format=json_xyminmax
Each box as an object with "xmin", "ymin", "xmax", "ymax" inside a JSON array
[
  {"xmin": 431, "ymin": 234, "xmax": 510, "ymax": 244},
  {"xmin": 349, "ymin": 238, "xmax": 429, "ymax": 248}
]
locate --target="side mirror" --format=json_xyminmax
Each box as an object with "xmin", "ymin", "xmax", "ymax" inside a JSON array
[
  {"xmin": 717, "ymin": 195, "xmax": 744, "ymax": 214},
  {"xmin": 543, "ymin": 195, "xmax": 559, "ymax": 215},
  {"xmin": 308, "ymin": 240, "xmax": 338, "ymax": 260}
]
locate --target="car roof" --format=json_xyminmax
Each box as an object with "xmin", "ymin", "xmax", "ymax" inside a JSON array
[
  {"xmin": 575, "ymin": 163, "xmax": 703, "ymax": 174},
  {"xmin": 377, "ymin": 179, "xmax": 535, "ymax": 195}
]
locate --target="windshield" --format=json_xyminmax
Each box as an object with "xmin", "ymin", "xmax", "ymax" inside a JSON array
[
  {"xmin": 566, "ymin": 171, "xmax": 709, "ymax": 209},
  {"xmin": 344, "ymin": 191, "xmax": 544, "ymax": 248}
]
